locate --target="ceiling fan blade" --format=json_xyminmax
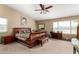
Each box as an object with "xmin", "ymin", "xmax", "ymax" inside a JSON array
[
  {"xmin": 45, "ymin": 6, "xmax": 53, "ymax": 9},
  {"xmin": 35, "ymin": 9, "xmax": 42, "ymax": 11},
  {"xmin": 45, "ymin": 10, "xmax": 49, "ymax": 12},
  {"xmin": 39, "ymin": 4, "xmax": 44, "ymax": 10}
]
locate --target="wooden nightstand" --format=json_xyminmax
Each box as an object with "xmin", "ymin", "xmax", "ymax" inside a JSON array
[{"xmin": 3, "ymin": 35, "xmax": 14, "ymax": 44}]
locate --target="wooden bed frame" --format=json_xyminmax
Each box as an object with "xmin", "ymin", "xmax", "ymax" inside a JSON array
[
  {"xmin": 13, "ymin": 28, "xmax": 32, "ymax": 47},
  {"xmin": 13, "ymin": 28, "xmax": 48, "ymax": 48}
]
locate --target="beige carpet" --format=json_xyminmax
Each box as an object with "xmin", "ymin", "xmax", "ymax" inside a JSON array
[{"xmin": 0, "ymin": 39, "xmax": 73, "ymax": 54}]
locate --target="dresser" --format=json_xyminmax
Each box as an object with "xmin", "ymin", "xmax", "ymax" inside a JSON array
[
  {"xmin": 3, "ymin": 35, "xmax": 14, "ymax": 44},
  {"xmin": 50, "ymin": 31, "xmax": 62, "ymax": 39}
]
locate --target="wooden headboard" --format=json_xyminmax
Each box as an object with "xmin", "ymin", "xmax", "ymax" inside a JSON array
[{"xmin": 13, "ymin": 28, "xmax": 31, "ymax": 36}]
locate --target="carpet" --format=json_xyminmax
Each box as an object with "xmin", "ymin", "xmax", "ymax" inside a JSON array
[{"xmin": 0, "ymin": 39, "xmax": 73, "ymax": 54}]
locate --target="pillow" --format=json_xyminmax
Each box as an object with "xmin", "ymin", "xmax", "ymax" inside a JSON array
[
  {"xmin": 17, "ymin": 36, "xmax": 26, "ymax": 41},
  {"xmin": 25, "ymin": 33, "xmax": 30, "ymax": 38},
  {"xmin": 15, "ymin": 33, "xmax": 30, "ymax": 40},
  {"xmin": 15, "ymin": 33, "xmax": 20, "ymax": 37}
]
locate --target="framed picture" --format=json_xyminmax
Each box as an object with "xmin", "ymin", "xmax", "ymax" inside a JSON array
[
  {"xmin": 38, "ymin": 23, "xmax": 45, "ymax": 30},
  {"xmin": 21, "ymin": 17, "xmax": 27, "ymax": 25}
]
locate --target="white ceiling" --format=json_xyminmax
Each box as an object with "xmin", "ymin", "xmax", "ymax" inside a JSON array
[{"xmin": 6, "ymin": 4, "xmax": 79, "ymax": 20}]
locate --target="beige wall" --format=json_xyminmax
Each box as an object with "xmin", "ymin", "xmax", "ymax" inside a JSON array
[
  {"xmin": 0, "ymin": 5, "xmax": 36, "ymax": 36},
  {"xmin": 36, "ymin": 16, "xmax": 79, "ymax": 39},
  {"xmin": 0, "ymin": 4, "xmax": 79, "ymax": 40}
]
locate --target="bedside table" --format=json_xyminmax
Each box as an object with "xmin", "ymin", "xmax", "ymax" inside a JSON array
[{"xmin": 3, "ymin": 35, "xmax": 14, "ymax": 44}]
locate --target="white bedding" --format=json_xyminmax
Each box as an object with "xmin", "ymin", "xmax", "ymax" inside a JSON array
[
  {"xmin": 16, "ymin": 36, "xmax": 26, "ymax": 41},
  {"xmin": 15, "ymin": 33, "xmax": 30, "ymax": 41}
]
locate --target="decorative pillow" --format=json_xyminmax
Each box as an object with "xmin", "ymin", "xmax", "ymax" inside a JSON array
[
  {"xmin": 15, "ymin": 33, "xmax": 30, "ymax": 40},
  {"xmin": 25, "ymin": 33, "xmax": 30, "ymax": 38},
  {"xmin": 17, "ymin": 36, "xmax": 26, "ymax": 41},
  {"xmin": 15, "ymin": 33, "xmax": 20, "ymax": 37}
]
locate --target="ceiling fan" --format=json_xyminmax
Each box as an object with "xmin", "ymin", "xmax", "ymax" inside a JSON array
[{"xmin": 35, "ymin": 4, "xmax": 53, "ymax": 14}]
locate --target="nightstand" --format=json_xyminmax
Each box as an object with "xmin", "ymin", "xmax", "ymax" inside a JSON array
[{"xmin": 3, "ymin": 35, "xmax": 14, "ymax": 44}]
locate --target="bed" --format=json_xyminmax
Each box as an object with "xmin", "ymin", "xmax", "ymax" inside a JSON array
[
  {"xmin": 13, "ymin": 28, "xmax": 32, "ymax": 47},
  {"xmin": 13, "ymin": 28, "xmax": 48, "ymax": 48}
]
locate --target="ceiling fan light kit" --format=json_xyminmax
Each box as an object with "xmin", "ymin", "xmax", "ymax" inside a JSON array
[{"xmin": 40, "ymin": 10, "xmax": 47, "ymax": 14}]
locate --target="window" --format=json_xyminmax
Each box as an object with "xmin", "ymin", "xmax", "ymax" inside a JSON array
[
  {"xmin": 71, "ymin": 20, "xmax": 78, "ymax": 34},
  {"xmin": 58, "ymin": 21, "xmax": 71, "ymax": 34},
  {"xmin": 0, "ymin": 18, "xmax": 8, "ymax": 32},
  {"xmin": 53, "ymin": 22, "xmax": 58, "ymax": 32},
  {"xmin": 53, "ymin": 20, "xmax": 78, "ymax": 34}
]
